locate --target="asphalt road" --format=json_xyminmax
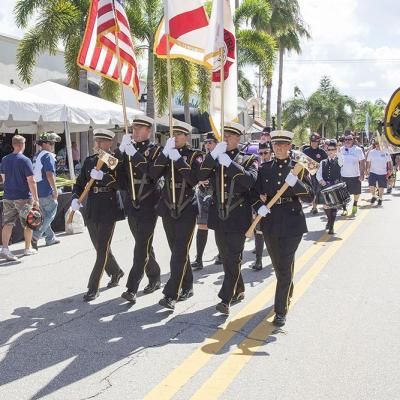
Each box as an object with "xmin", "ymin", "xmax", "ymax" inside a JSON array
[{"xmin": 0, "ymin": 185, "xmax": 399, "ymax": 400}]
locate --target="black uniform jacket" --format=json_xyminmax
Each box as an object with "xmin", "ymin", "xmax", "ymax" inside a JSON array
[
  {"xmin": 115, "ymin": 140, "xmax": 162, "ymax": 211},
  {"xmin": 72, "ymin": 153, "xmax": 125, "ymax": 224},
  {"xmin": 320, "ymin": 157, "xmax": 342, "ymax": 185},
  {"xmin": 198, "ymin": 149, "xmax": 258, "ymax": 233},
  {"xmin": 149, "ymin": 145, "xmax": 203, "ymax": 218},
  {"xmin": 252, "ymin": 158, "xmax": 313, "ymax": 237},
  {"xmin": 303, "ymin": 146, "xmax": 328, "ymax": 163}
]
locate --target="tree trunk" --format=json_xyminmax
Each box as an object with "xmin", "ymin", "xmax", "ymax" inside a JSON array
[
  {"xmin": 146, "ymin": 45, "xmax": 155, "ymax": 118},
  {"xmin": 266, "ymin": 79, "xmax": 272, "ymax": 127},
  {"xmin": 276, "ymin": 46, "xmax": 284, "ymax": 129},
  {"xmin": 184, "ymin": 102, "xmax": 191, "ymax": 124},
  {"xmin": 78, "ymin": 69, "xmax": 89, "ymax": 159}
]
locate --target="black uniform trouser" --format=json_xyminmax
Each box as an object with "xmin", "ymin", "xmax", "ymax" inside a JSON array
[
  {"xmin": 126, "ymin": 210, "xmax": 161, "ymax": 293},
  {"xmin": 86, "ymin": 220, "xmax": 123, "ymax": 291},
  {"xmin": 162, "ymin": 207, "xmax": 196, "ymax": 300},
  {"xmin": 264, "ymin": 234, "xmax": 302, "ymax": 316},
  {"xmin": 214, "ymin": 230, "xmax": 245, "ymax": 304}
]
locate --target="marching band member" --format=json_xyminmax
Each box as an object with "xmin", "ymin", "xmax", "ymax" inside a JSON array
[
  {"xmin": 150, "ymin": 121, "xmax": 203, "ymax": 311},
  {"xmin": 339, "ymin": 133, "xmax": 366, "ymax": 216},
  {"xmin": 303, "ymin": 133, "xmax": 327, "ymax": 214},
  {"xmin": 317, "ymin": 140, "xmax": 342, "ymax": 234},
  {"xmin": 117, "ymin": 116, "xmax": 162, "ymax": 305},
  {"xmin": 252, "ymin": 130, "xmax": 313, "ymax": 326},
  {"xmin": 191, "ymin": 132, "xmax": 219, "ymax": 271},
  {"xmin": 366, "ymin": 140, "xmax": 392, "ymax": 206},
  {"xmin": 252, "ymin": 142, "xmax": 272, "ymax": 271},
  {"xmin": 198, "ymin": 122, "xmax": 258, "ymax": 315},
  {"xmin": 72, "ymin": 129, "xmax": 125, "ymax": 302}
]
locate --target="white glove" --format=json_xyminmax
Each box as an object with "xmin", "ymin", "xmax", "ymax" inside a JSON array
[
  {"xmin": 90, "ymin": 168, "xmax": 104, "ymax": 180},
  {"xmin": 169, "ymin": 148, "xmax": 181, "ymax": 161},
  {"xmin": 71, "ymin": 198, "xmax": 83, "ymax": 211},
  {"xmin": 162, "ymin": 137, "xmax": 176, "ymax": 157},
  {"xmin": 125, "ymin": 142, "xmax": 137, "ymax": 157},
  {"xmin": 119, "ymin": 134, "xmax": 133, "ymax": 153},
  {"xmin": 285, "ymin": 172, "xmax": 298, "ymax": 187},
  {"xmin": 257, "ymin": 205, "xmax": 271, "ymax": 217},
  {"xmin": 210, "ymin": 142, "xmax": 227, "ymax": 160},
  {"xmin": 218, "ymin": 153, "xmax": 232, "ymax": 167}
]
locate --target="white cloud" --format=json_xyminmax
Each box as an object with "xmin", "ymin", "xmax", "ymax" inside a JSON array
[{"xmin": 272, "ymin": 0, "xmax": 400, "ymax": 106}]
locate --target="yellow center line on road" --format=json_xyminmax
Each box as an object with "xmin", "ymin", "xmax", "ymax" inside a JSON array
[
  {"xmin": 190, "ymin": 209, "xmax": 369, "ymax": 400},
  {"xmin": 144, "ymin": 219, "xmax": 348, "ymax": 400}
]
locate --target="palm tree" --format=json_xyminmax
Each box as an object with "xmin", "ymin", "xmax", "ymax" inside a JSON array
[
  {"xmin": 266, "ymin": 0, "xmax": 311, "ymax": 129},
  {"xmin": 14, "ymin": 0, "xmax": 120, "ymax": 101},
  {"xmin": 283, "ymin": 77, "xmax": 356, "ymax": 138},
  {"xmin": 235, "ymin": 0, "xmax": 277, "ymax": 121}
]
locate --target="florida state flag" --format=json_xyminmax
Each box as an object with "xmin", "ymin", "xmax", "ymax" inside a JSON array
[{"xmin": 154, "ymin": 0, "xmax": 209, "ymax": 65}]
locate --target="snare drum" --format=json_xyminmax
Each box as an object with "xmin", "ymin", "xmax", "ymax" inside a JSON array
[{"xmin": 320, "ymin": 182, "xmax": 351, "ymax": 208}]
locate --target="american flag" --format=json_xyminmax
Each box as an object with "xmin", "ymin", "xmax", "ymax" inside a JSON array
[{"xmin": 78, "ymin": 0, "xmax": 140, "ymax": 96}]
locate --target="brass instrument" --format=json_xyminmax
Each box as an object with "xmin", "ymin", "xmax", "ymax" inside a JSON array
[{"xmin": 384, "ymin": 87, "xmax": 400, "ymax": 146}]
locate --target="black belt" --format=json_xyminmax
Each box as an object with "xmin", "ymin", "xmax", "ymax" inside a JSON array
[
  {"xmin": 275, "ymin": 196, "xmax": 296, "ymax": 205},
  {"xmin": 133, "ymin": 178, "xmax": 150, "ymax": 185},
  {"xmin": 169, "ymin": 183, "xmax": 184, "ymax": 189},
  {"xmin": 91, "ymin": 187, "xmax": 112, "ymax": 194}
]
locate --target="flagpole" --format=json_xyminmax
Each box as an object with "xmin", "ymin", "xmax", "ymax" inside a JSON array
[
  {"xmin": 164, "ymin": 7, "xmax": 177, "ymax": 212},
  {"xmin": 220, "ymin": 46, "xmax": 225, "ymax": 210},
  {"xmin": 113, "ymin": 2, "xmax": 136, "ymax": 202}
]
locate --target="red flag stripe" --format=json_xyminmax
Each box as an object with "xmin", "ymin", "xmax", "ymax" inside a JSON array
[{"xmin": 156, "ymin": 7, "xmax": 208, "ymax": 55}]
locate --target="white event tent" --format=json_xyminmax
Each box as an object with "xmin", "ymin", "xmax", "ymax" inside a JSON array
[{"xmin": 0, "ymin": 82, "xmax": 143, "ymax": 179}]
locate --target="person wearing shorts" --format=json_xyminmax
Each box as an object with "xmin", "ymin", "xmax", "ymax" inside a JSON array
[
  {"xmin": 366, "ymin": 141, "xmax": 392, "ymax": 206},
  {"xmin": 338, "ymin": 133, "xmax": 365, "ymax": 215},
  {"xmin": 0, "ymin": 135, "xmax": 39, "ymax": 261}
]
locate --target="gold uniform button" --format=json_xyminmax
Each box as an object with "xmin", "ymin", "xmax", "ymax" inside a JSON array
[
  {"xmin": 278, "ymin": 173, "xmax": 282, "ymax": 176},
  {"xmin": 277, "ymin": 181, "xmax": 281, "ymax": 184},
  {"xmin": 279, "ymin": 165, "xmax": 283, "ymax": 168}
]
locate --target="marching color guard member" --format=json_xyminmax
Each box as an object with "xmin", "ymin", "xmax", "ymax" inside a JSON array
[
  {"xmin": 150, "ymin": 120, "xmax": 203, "ymax": 310},
  {"xmin": 198, "ymin": 122, "xmax": 258, "ymax": 315},
  {"xmin": 317, "ymin": 139, "xmax": 342, "ymax": 234},
  {"xmin": 253, "ymin": 130, "xmax": 313, "ymax": 326},
  {"xmin": 71, "ymin": 129, "xmax": 125, "ymax": 301},
  {"xmin": 117, "ymin": 116, "xmax": 162, "ymax": 304}
]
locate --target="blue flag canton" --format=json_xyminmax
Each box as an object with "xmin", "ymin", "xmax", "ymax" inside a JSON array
[{"xmin": 116, "ymin": 0, "xmax": 125, "ymax": 7}]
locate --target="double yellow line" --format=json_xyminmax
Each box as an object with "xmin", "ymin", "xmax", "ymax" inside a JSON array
[{"xmin": 144, "ymin": 211, "xmax": 368, "ymax": 400}]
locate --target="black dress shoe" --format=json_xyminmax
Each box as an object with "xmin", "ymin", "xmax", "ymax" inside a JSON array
[
  {"xmin": 214, "ymin": 254, "xmax": 223, "ymax": 265},
  {"xmin": 83, "ymin": 290, "xmax": 99, "ymax": 302},
  {"xmin": 231, "ymin": 292, "xmax": 245, "ymax": 305},
  {"xmin": 191, "ymin": 260, "xmax": 204, "ymax": 270},
  {"xmin": 143, "ymin": 280, "xmax": 161, "ymax": 294},
  {"xmin": 121, "ymin": 291, "xmax": 137, "ymax": 304},
  {"xmin": 159, "ymin": 297, "xmax": 176, "ymax": 310},
  {"xmin": 311, "ymin": 207, "xmax": 318, "ymax": 215},
  {"xmin": 328, "ymin": 228, "xmax": 334, "ymax": 235},
  {"xmin": 31, "ymin": 239, "xmax": 38, "ymax": 251},
  {"xmin": 216, "ymin": 302, "xmax": 230, "ymax": 315},
  {"xmin": 107, "ymin": 270, "xmax": 124, "ymax": 288},
  {"xmin": 251, "ymin": 259, "xmax": 262, "ymax": 271},
  {"xmin": 178, "ymin": 288, "xmax": 194, "ymax": 301},
  {"xmin": 272, "ymin": 314, "xmax": 286, "ymax": 327}
]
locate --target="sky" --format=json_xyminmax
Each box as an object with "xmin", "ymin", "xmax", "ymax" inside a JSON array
[{"xmin": 1, "ymin": 0, "xmax": 399, "ymax": 105}]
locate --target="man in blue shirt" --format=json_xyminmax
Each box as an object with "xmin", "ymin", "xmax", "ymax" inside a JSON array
[
  {"xmin": 32, "ymin": 132, "xmax": 61, "ymax": 250},
  {"xmin": 1, "ymin": 135, "xmax": 40, "ymax": 261}
]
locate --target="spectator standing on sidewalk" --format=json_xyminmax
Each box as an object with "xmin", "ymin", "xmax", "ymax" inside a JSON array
[
  {"xmin": 0, "ymin": 135, "xmax": 39, "ymax": 261},
  {"xmin": 31, "ymin": 132, "xmax": 62, "ymax": 250}
]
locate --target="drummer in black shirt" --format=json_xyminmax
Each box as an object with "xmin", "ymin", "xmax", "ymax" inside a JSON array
[
  {"xmin": 316, "ymin": 140, "xmax": 342, "ymax": 234},
  {"xmin": 303, "ymin": 133, "xmax": 327, "ymax": 214}
]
